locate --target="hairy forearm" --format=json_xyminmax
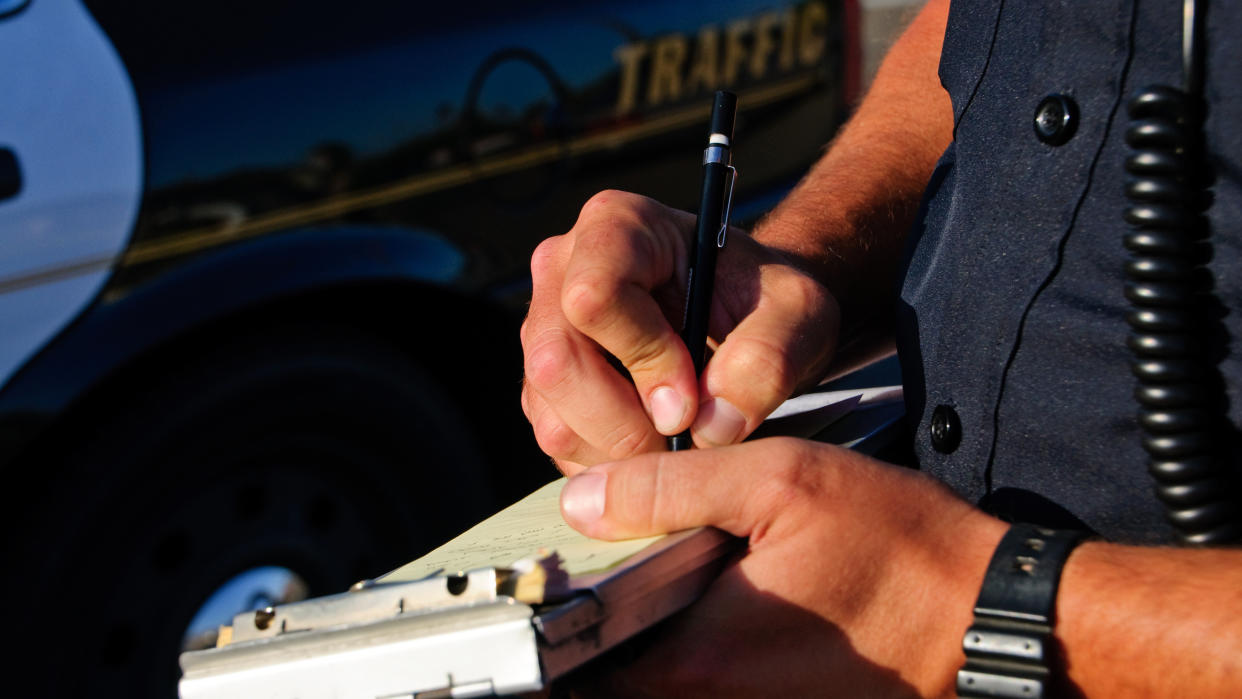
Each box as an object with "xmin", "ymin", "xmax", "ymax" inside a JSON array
[
  {"xmin": 753, "ymin": 0, "xmax": 953, "ymax": 363},
  {"xmin": 1056, "ymin": 542, "xmax": 1242, "ymax": 695}
]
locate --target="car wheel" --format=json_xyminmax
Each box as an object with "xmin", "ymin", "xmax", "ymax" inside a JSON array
[{"xmin": 14, "ymin": 324, "xmax": 494, "ymax": 698}]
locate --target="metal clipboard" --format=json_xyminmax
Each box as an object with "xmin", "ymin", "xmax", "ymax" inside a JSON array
[{"xmin": 179, "ymin": 526, "xmax": 736, "ymax": 698}]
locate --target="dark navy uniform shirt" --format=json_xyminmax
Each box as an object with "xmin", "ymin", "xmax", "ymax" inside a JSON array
[{"xmin": 896, "ymin": 0, "xmax": 1241, "ymax": 544}]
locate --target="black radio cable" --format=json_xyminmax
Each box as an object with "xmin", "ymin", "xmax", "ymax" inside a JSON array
[{"xmin": 1123, "ymin": 0, "xmax": 1241, "ymax": 544}]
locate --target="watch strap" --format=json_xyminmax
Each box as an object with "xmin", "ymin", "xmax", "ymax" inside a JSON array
[{"xmin": 957, "ymin": 524, "xmax": 1087, "ymax": 698}]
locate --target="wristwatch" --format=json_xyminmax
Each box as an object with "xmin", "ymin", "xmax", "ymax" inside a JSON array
[{"xmin": 957, "ymin": 524, "xmax": 1087, "ymax": 698}]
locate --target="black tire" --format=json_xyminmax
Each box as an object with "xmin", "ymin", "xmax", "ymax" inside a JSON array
[{"xmin": 13, "ymin": 324, "xmax": 494, "ymax": 698}]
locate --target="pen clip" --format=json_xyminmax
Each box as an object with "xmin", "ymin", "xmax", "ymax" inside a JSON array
[{"xmin": 717, "ymin": 165, "xmax": 737, "ymax": 248}]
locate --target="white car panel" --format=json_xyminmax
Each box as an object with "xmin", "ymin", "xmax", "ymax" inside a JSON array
[{"xmin": 0, "ymin": 0, "xmax": 142, "ymax": 387}]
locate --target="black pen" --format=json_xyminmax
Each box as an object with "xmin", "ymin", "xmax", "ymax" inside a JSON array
[{"xmin": 670, "ymin": 91, "xmax": 737, "ymax": 451}]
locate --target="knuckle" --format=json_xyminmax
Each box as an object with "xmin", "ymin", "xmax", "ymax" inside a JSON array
[
  {"xmin": 648, "ymin": 452, "xmax": 687, "ymax": 531},
  {"xmin": 782, "ymin": 269, "xmax": 828, "ymax": 311},
  {"xmin": 757, "ymin": 438, "xmax": 824, "ymax": 511},
  {"xmin": 578, "ymin": 192, "xmax": 664, "ymax": 253},
  {"xmin": 607, "ymin": 427, "xmax": 650, "ymax": 461},
  {"xmin": 618, "ymin": 330, "xmax": 675, "ymax": 379},
  {"xmin": 519, "ymin": 382, "xmax": 533, "ymax": 421},
  {"xmin": 530, "ymin": 236, "xmax": 564, "ymax": 279},
  {"xmin": 532, "ymin": 411, "xmax": 580, "ymax": 462},
  {"xmin": 603, "ymin": 421, "xmax": 657, "ymax": 461},
  {"xmin": 579, "ymin": 189, "xmax": 635, "ymax": 222},
  {"xmin": 523, "ymin": 328, "xmax": 577, "ymax": 393},
  {"xmin": 725, "ymin": 336, "xmax": 799, "ymax": 402},
  {"xmin": 561, "ymin": 273, "xmax": 618, "ymax": 331}
]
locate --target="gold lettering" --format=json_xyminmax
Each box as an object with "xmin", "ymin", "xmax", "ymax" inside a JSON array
[
  {"xmin": 750, "ymin": 12, "xmax": 780, "ymax": 80},
  {"xmin": 721, "ymin": 18, "xmax": 751, "ymax": 85},
  {"xmin": 647, "ymin": 35, "xmax": 688, "ymax": 106},
  {"xmin": 613, "ymin": 41, "xmax": 648, "ymax": 115},
  {"xmin": 778, "ymin": 7, "xmax": 797, "ymax": 71},
  {"xmin": 616, "ymin": 2, "xmax": 829, "ymax": 114},
  {"xmin": 799, "ymin": 1, "xmax": 829, "ymax": 67},
  {"xmin": 685, "ymin": 26, "xmax": 719, "ymax": 94}
]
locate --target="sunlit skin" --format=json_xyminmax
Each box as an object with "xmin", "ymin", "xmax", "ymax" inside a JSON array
[{"xmin": 521, "ymin": 0, "xmax": 1242, "ymax": 695}]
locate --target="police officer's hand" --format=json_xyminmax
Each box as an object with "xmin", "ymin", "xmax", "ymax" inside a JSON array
[
  {"xmin": 521, "ymin": 190, "xmax": 838, "ymax": 472},
  {"xmin": 558, "ymin": 437, "xmax": 1007, "ymax": 697}
]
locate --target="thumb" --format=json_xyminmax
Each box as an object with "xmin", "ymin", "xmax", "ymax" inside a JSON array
[{"xmin": 559, "ymin": 439, "xmax": 808, "ymax": 540}]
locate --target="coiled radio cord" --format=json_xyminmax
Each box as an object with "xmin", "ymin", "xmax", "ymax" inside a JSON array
[{"xmin": 1123, "ymin": 0, "xmax": 1240, "ymax": 544}]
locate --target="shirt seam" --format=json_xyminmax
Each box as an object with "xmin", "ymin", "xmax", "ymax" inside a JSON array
[{"xmin": 983, "ymin": 0, "xmax": 1141, "ymax": 491}]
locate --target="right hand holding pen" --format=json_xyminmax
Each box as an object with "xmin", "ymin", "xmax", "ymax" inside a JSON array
[{"xmin": 520, "ymin": 190, "xmax": 840, "ymax": 473}]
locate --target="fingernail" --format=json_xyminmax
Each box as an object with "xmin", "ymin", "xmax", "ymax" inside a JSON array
[
  {"xmin": 561, "ymin": 471, "xmax": 607, "ymax": 525},
  {"xmin": 693, "ymin": 397, "xmax": 746, "ymax": 446},
  {"xmin": 650, "ymin": 386, "xmax": 687, "ymax": 434}
]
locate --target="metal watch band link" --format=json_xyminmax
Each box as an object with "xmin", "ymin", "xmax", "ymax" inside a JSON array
[
  {"xmin": 957, "ymin": 524, "xmax": 1087, "ymax": 698},
  {"xmin": 957, "ymin": 616, "xmax": 1051, "ymax": 697}
]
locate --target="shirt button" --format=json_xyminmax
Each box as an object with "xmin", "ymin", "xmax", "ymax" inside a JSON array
[
  {"xmin": 930, "ymin": 405, "xmax": 962, "ymax": 454},
  {"xmin": 1033, "ymin": 94, "xmax": 1079, "ymax": 145}
]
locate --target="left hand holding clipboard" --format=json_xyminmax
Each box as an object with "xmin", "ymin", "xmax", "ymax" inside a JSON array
[{"xmin": 556, "ymin": 437, "xmax": 1008, "ymax": 697}]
